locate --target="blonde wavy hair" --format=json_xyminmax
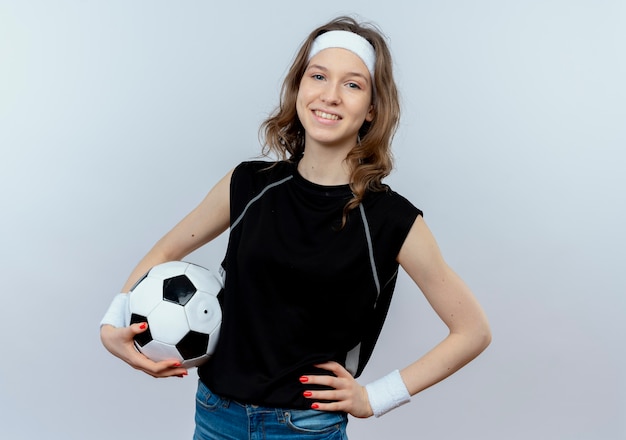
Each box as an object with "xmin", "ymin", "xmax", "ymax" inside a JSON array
[{"xmin": 260, "ymin": 16, "xmax": 400, "ymax": 226}]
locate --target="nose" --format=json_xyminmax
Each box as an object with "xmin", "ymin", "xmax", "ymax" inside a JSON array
[{"xmin": 320, "ymin": 83, "xmax": 341, "ymax": 105}]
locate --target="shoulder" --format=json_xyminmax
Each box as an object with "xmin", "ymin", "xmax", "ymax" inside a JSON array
[
  {"xmin": 358, "ymin": 186, "xmax": 423, "ymax": 256},
  {"xmin": 233, "ymin": 160, "xmax": 293, "ymax": 183},
  {"xmin": 363, "ymin": 186, "xmax": 423, "ymax": 219},
  {"xmin": 230, "ymin": 160, "xmax": 295, "ymax": 200}
]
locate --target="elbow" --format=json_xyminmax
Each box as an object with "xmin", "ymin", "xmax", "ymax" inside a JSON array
[
  {"xmin": 471, "ymin": 307, "xmax": 492, "ymax": 354},
  {"xmin": 458, "ymin": 320, "xmax": 491, "ymax": 356},
  {"xmin": 481, "ymin": 327, "xmax": 492, "ymax": 352},
  {"xmin": 450, "ymin": 321, "xmax": 492, "ymax": 358},
  {"xmin": 476, "ymin": 321, "xmax": 492, "ymax": 354}
]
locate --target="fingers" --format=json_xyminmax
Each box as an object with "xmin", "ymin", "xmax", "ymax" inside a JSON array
[
  {"xmin": 300, "ymin": 361, "xmax": 373, "ymax": 418},
  {"xmin": 301, "ymin": 385, "xmax": 371, "ymax": 417},
  {"xmin": 133, "ymin": 357, "xmax": 189, "ymax": 378},
  {"xmin": 101, "ymin": 323, "xmax": 189, "ymax": 378},
  {"xmin": 300, "ymin": 361, "xmax": 350, "ymax": 390}
]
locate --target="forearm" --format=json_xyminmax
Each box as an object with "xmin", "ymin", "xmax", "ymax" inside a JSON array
[
  {"xmin": 304, "ymin": 329, "xmax": 489, "ymax": 419},
  {"xmin": 400, "ymin": 330, "xmax": 491, "ymax": 396}
]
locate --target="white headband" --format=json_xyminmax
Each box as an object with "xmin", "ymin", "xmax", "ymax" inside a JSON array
[{"xmin": 308, "ymin": 30, "xmax": 376, "ymax": 80}]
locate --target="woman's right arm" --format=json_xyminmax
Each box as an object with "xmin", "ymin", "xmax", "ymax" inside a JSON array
[{"xmin": 100, "ymin": 169, "xmax": 233, "ymax": 378}]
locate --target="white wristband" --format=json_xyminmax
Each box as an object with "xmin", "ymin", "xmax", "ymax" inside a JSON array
[
  {"xmin": 99, "ymin": 293, "xmax": 130, "ymax": 328},
  {"xmin": 365, "ymin": 369, "xmax": 411, "ymax": 417}
]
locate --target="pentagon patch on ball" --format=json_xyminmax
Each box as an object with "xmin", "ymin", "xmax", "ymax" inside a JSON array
[{"xmin": 128, "ymin": 261, "xmax": 223, "ymax": 368}]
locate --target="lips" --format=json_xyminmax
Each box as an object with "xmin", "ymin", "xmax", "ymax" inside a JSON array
[{"xmin": 314, "ymin": 110, "xmax": 340, "ymax": 121}]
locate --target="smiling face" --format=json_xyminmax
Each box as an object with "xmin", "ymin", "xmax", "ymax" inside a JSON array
[{"xmin": 296, "ymin": 48, "xmax": 374, "ymax": 154}]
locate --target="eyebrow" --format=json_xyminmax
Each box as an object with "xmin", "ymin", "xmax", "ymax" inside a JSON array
[{"xmin": 306, "ymin": 64, "xmax": 370, "ymax": 84}]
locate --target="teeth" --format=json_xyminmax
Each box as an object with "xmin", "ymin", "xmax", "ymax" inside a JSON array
[{"xmin": 315, "ymin": 110, "xmax": 339, "ymax": 120}]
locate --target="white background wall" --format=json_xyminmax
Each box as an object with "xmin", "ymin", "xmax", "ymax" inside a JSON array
[{"xmin": 1, "ymin": 1, "xmax": 624, "ymax": 439}]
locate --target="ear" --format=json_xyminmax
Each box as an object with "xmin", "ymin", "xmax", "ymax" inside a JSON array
[{"xmin": 365, "ymin": 104, "xmax": 375, "ymax": 122}]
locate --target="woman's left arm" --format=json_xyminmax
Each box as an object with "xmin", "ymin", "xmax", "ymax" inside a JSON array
[
  {"xmin": 394, "ymin": 215, "xmax": 492, "ymax": 396},
  {"xmin": 303, "ymin": 215, "xmax": 491, "ymax": 417}
]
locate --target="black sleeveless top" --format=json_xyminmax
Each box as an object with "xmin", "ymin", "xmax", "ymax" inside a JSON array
[{"xmin": 198, "ymin": 160, "xmax": 422, "ymax": 408}]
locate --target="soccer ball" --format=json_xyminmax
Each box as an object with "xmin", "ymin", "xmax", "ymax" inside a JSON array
[{"xmin": 128, "ymin": 261, "xmax": 222, "ymax": 368}]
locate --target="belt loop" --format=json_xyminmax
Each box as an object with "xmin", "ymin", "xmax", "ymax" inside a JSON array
[
  {"xmin": 221, "ymin": 396, "xmax": 231, "ymax": 409},
  {"xmin": 276, "ymin": 408, "xmax": 287, "ymax": 423}
]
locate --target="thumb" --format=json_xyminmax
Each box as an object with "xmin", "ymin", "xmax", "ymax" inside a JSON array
[{"xmin": 130, "ymin": 321, "xmax": 149, "ymax": 335}]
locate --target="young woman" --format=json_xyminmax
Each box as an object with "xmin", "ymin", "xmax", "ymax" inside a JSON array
[{"xmin": 101, "ymin": 16, "xmax": 491, "ymax": 440}]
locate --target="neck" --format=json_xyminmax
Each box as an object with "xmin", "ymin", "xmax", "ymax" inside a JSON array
[{"xmin": 297, "ymin": 149, "xmax": 352, "ymax": 186}]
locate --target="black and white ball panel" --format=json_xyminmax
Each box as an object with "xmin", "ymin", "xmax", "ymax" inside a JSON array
[{"xmin": 128, "ymin": 261, "xmax": 222, "ymax": 368}]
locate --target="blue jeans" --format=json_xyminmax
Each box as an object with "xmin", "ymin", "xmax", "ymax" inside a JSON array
[{"xmin": 194, "ymin": 380, "xmax": 349, "ymax": 440}]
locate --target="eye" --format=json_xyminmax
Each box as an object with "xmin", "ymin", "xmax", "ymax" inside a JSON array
[
  {"xmin": 347, "ymin": 82, "xmax": 362, "ymax": 90},
  {"xmin": 312, "ymin": 74, "xmax": 325, "ymax": 81}
]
